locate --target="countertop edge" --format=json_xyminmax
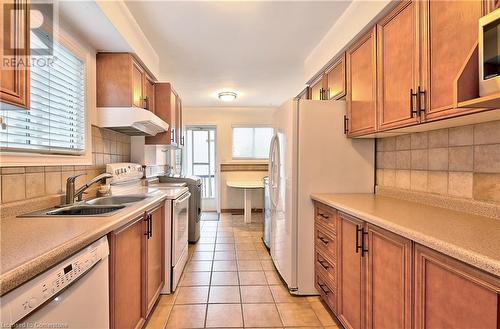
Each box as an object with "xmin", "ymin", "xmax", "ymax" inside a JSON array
[
  {"xmin": 0, "ymin": 193, "xmax": 170, "ymax": 296},
  {"xmin": 311, "ymin": 194, "xmax": 500, "ymax": 277}
]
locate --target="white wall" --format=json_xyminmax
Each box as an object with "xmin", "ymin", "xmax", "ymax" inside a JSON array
[
  {"xmin": 183, "ymin": 107, "xmax": 276, "ymax": 211},
  {"xmin": 304, "ymin": 0, "xmax": 395, "ymax": 83}
]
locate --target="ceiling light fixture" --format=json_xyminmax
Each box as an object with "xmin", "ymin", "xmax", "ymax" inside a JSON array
[{"xmin": 218, "ymin": 91, "xmax": 237, "ymax": 102}]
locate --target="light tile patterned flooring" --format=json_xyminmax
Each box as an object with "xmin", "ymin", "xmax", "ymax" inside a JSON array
[{"xmin": 146, "ymin": 213, "xmax": 341, "ymax": 329}]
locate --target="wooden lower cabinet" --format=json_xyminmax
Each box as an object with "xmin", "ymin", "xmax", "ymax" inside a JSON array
[
  {"xmin": 366, "ymin": 224, "xmax": 412, "ymax": 329},
  {"xmin": 338, "ymin": 213, "xmax": 364, "ymax": 329},
  {"xmin": 109, "ymin": 204, "xmax": 165, "ymax": 329},
  {"xmin": 315, "ymin": 202, "xmax": 499, "ymax": 329},
  {"xmin": 145, "ymin": 205, "xmax": 165, "ymax": 316},
  {"xmin": 109, "ymin": 215, "xmax": 146, "ymax": 329},
  {"xmin": 414, "ymin": 244, "xmax": 500, "ymax": 329}
]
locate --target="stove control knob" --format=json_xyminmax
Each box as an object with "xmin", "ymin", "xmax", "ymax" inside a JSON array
[{"xmin": 28, "ymin": 297, "xmax": 37, "ymax": 308}]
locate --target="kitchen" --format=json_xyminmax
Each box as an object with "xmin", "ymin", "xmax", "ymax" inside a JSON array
[{"xmin": 0, "ymin": 1, "xmax": 499, "ymax": 329}]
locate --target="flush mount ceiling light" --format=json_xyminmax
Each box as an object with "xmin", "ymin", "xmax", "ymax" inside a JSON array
[{"xmin": 218, "ymin": 91, "xmax": 237, "ymax": 102}]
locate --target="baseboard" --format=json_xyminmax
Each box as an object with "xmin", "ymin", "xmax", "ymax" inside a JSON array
[{"xmin": 221, "ymin": 208, "xmax": 263, "ymax": 215}]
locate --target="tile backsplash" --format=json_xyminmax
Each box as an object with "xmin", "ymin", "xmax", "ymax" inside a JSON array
[
  {"xmin": 0, "ymin": 126, "xmax": 131, "ymax": 205},
  {"xmin": 376, "ymin": 120, "xmax": 500, "ymax": 204}
]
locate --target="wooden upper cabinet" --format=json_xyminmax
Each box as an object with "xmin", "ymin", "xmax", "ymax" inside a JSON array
[
  {"xmin": 377, "ymin": 1, "xmax": 421, "ymax": 131},
  {"xmin": 0, "ymin": 0, "xmax": 30, "ymax": 109},
  {"xmin": 346, "ymin": 28, "xmax": 377, "ymax": 137},
  {"xmin": 421, "ymin": 0, "xmax": 485, "ymax": 120},
  {"xmin": 97, "ymin": 53, "xmax": 152, "ymax": 109},
  {"xmin": 414, "ymin": 244, "xmax": 500, "ymax": 329},
  {"xmin": 131, "ymin": 61, "xmax": 144, "ymax": 108},
  {"xmin": 338, "ymin": 213, "xmax": 365, "ymax": 329},
  {"xmin": 176, "ymin": 97, "xmax": 184, "ymax": 146},
  {"xmin": 108, "ymin": 216, "xmax": 146, "ymax": 329},
  {"xmin": 366, "ymin": 224, "xmax": 412, "ymax": 329},
  {"xmin": 143, "ymin": 74, "xmax": 155, "ymax": 113},
  {"xmin": 145, "ymin": 205, "xmax": 164, "ymax": 316},
  {"xmin": 326, "ymin": 55, "xmax": 346, "ymax": 100},
  {"xmin": 310, "ymin": 75, "xmax": 327, "ymax": 100},
  {"xmin": 145, "ymin": 83, "xmax": 177, "ymax": 146}
]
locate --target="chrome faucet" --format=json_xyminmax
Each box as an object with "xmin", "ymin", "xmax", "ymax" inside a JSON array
[{"xmin": 65, "ymin": 173, "xmax": 113, "ymax": 205}]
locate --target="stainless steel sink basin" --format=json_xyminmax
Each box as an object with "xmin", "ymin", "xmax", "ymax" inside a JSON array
[
  {"xmin": 86, "ymin": 195, "xmax": 149, "ymax": 206},
  {"xmin": 46, "ymin": 205, "xmax": 125, "ymax": 216}
]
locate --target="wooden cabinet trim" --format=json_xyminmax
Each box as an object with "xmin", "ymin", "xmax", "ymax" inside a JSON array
[
  {"xmin": 376, "ymin": 1, "xmax": 421, "ymax": 131},
  {"xmin": 346, "ymin": 27, "xmax": 378, "ymax": 137}
]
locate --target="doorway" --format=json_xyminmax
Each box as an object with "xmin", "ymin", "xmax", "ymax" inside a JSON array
[{"xmin": 185, "ymin": 126, "xmax": 217, "ymax": 212}]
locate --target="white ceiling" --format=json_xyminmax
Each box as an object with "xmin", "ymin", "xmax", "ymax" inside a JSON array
[{"xmin": 125, "ymin": 1, "xmax": 351, "ymax": 107}]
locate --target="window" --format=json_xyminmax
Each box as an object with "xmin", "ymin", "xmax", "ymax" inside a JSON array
[
  {"xmin": 0, "ymin": 30, "xmax": 85, "ymax": 154},
  {"xmin": 232, "ymin": 127, "xmax": 274, "ymax": 159}
]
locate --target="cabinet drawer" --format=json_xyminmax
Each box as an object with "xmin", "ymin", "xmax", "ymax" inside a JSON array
[
  {"xmin": 315, "ymin": 224, "xmax": 337, "ymax": 261},
  {"xmin": 316, "ymin": 271, "xmax": 337, "ymax": 313},
  {"xmin": 315, "ymin": 204, "xmax": 337, "ymax": 233},
  {"xmin": 315, "ymin": 250, "xmax": 336, "ymax": 286}
]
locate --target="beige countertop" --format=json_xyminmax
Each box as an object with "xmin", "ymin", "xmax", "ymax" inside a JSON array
[
  {"xmin": 311, "ymin": 193, "xmax": 500, "ymax": 277},
  {"xmin": 0, "ymin": 186, "xmax": 189, "ymax": 296}
]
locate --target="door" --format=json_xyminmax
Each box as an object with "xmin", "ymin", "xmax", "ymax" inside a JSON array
[
  {"xmin": 421, "ymin": 0, "xmax": 485, "ymax": 120},
  {"xmin": 0, "ymin": 0, "xmax": 30, "ymax": 109},
  {"xmin": 143, "ymin": 75, "xmax": 155, "ymax": 113},
  {"xmin": 338, "ymin": 213, "xmax": 365, "ymax": 329},
  {"xmin": 145, "ymin": 206, "xmax": 164, "ymax": 316},
  {"xmin": 346, "ymin": 28, "xmax": 377, "ymax": 137},
  {"xmin": 366, "ymin": 224, "xmax": 412, "ymax": 329},
  {"xmin": 186, "ymin": 126, "xmax": 217, "ymax": 211},
  {"xmin": 310, "ymin": 75, "xmax": 327, "ymax": 100},
  {"xmin": 132, "ymin": 61, "xmax": 144, "ymax": 108},
  {"xmin": 326, "ymin": 55, "xmax": 346, "ymax": 100},
  {"xmin": 377, "ymin": 1, "xmax": 421, "ymax": 131},
  {"xmin": 109, "ymin": 217, "xmax": 146, "ymax": 329},
  {"xmin": 414, "ymin": 244, "xmax": 500, "ymax": 329}
]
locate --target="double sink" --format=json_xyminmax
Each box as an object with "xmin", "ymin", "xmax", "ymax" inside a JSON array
[{"xmin": 24, "ymin": 195, "xmax": 150, "ymax": 217}]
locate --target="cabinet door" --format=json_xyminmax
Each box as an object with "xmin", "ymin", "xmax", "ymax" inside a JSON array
[
  {"xmin": 0, "ymin": 0, "xmax": 30, "ymax": 109},
  {"xmin": 346, "ymin": 28, "xmax": 377, "ymax": 137},
  {"xmin": 414, "ymin": 244, "xmax": 500, "ymax": 329},
  {"xmin": 421, "ymin": 0, "xmax": 485, "ymax": 120},
  {"xmin": 377, "ymin": 1, "xmax": 420, "ymax": 131},
  {"xmin": 327, "ymin": 55, "xmax": 346, "ymax": 100},
  {"xmin": 175, "ymin": 97, "xmax": 183, "ymax": 146},
  {"xmin": 145, "ymin": 206, "xmax": 165, "ymax": 316},
  {"xmin": 310, "ymin": 76, "xmax": 324, "ymax": 100},
  {"xmin": 145, "ymin": 83, "xmax": 175, "ymax": 145},
  {"xmin": 366, "ymin": 225, "xmax": 412, "ymax": 329},
  {"xmin": 338, "ymin": 213, "xmax": 365, "ymax": 329},
  {"xmin": 109, "ymin": 217, "xmax": 146, "ymax": 329},
  {"xmin": 143, "ymin": 75, "xmax": 155, "ymax": 113},
  {"xmin": 132, "ymin": 61, "xmax": 144, "ymax": 108}
]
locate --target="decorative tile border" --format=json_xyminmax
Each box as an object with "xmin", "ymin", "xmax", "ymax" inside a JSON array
[{"xmin": 220, "ymin": 163, "xmax": 268, "ymax": 172}]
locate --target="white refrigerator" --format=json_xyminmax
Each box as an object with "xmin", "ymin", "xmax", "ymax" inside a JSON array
[{"xmin": 268, "ymin": 99, "xmax": 374, "ymax": 295}]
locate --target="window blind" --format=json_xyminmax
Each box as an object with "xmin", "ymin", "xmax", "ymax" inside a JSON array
[{"xmin": 0, "ymin": 31, "xmax": 85, "ymax": 155}]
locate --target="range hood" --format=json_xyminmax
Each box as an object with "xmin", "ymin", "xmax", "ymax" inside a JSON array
[{"xmin": 97, "ymin": 107, "xmax": 169, "ymax": 136}]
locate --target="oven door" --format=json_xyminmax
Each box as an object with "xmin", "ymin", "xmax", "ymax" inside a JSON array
[{"xmin": 171, "ymin": 192, "xmax": 190, "ymax": 289}]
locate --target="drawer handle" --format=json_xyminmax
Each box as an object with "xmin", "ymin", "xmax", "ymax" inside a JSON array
[
  {"xmin": 318, "ymin": 283, "xmax": 331, "ymax": 294},
  {"xmin": 318, "ymin": 212, "xmax": 330, "ymax": 220},
  {"xmin": 318, "ymin": 259, "xmax": 330, "ymax": 270},
  {"xmin": 318, "ymin": 236, "xmax": 330, "ymax": 245}
]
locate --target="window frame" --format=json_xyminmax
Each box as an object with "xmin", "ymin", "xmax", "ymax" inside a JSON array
[
  {"xmin": 0, "ymin": 24, "xmax": 94, "ymax": 167},
  {"xmin": 231, "ymin": 125, "xmax": 274, "ymax": 160}
]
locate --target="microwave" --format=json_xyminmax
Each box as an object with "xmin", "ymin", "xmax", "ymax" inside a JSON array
[{"xmin": 479, "ymin": 8, "xmax": 500, "ymax": 97}]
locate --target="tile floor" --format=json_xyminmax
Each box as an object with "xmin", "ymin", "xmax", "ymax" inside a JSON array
[{"xmin": 145, "ymin": 213, "xmax": 341, "ymax": 329}]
